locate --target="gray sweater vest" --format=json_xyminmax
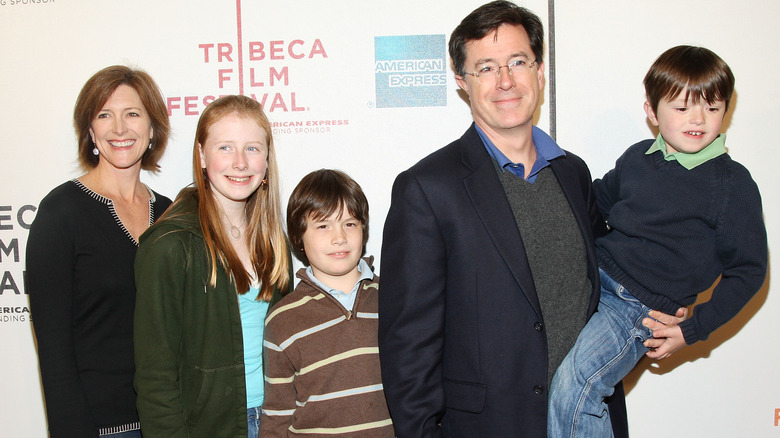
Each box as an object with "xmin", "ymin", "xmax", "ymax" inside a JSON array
[{"xmin": 496, "ymin": 164, "xmax": 591, "ymax": 387}]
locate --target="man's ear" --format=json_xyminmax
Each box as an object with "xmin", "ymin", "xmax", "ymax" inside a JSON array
[
  {"xmin": 536, "ymin": 61, "xmax": 545, "ymax": 92},
  {"xmin": 455, "ymin": 74, "xmax": 469, "ymax": 95}
]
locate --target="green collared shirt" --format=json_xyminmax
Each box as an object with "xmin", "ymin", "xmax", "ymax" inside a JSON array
[{"xmin": 645, "ymin": 133, "xmax": 727, "ymax": 170}]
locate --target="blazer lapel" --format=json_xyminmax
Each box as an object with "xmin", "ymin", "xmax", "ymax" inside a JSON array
[{"xmin": 459, "ymin": 127, "xmax": 544, "ymax": 319}]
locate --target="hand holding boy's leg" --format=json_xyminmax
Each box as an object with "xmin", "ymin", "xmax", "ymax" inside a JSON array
[{"xmin": 642, "ymin": 307, "xmax": 688, "ymax": 359}]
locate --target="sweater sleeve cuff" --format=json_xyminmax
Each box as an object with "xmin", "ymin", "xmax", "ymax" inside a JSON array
[{"xmin": 679, "ymin": 319, "xmax": 700, "ymax": 345}]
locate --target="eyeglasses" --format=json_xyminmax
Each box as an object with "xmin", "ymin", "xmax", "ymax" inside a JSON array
[{"xmin": 463, "ymin": 59, "xmax": 538, "ymax": 80}]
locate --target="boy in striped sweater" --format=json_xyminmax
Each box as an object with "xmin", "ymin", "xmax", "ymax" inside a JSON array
[{"xmin": 259, "ymin": 169, "xmax": 394, "ymax": 437}]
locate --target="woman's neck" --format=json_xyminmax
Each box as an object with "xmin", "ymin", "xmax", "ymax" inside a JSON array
[{"xmin": 79, "ymin": 165, "xmax": 146, "ymax": 202}]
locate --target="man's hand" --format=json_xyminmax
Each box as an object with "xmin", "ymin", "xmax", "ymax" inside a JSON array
[{"xmin": 642, "ymin": 307, "xmax": 688, "ymax": 359}]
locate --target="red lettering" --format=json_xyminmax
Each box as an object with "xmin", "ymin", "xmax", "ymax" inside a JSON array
[
  {"xmin": 249, "ymin": 42, "xmax": 264, "ymax": 61},
  {"xmin": 247, "ymin": 67, "xmax": 289, "ymax": 87},
  {"xmin": 218, "ymin": 43, "xmax": 233, "ymax": 62},
  {"xmin": 247, "ymin": 93, "xmax": 302, "ymax": 113},
  {"xmin": 270, "ymin": 67, "xmax": 288, "ymax": 86},
  {"xmin": 199, "ymin": 43, "xmax": 215, "ymax": 62},
  {"xmin": 269, "ymin": 93, "xmax": 287, "ymax": 112},
  {"xmin": 252, "ymin": 93, "xmax": 268, "ymax": 108},
  {"xmin": 241, "ymin": 40, "xmax": 327, "ymax": 60},
  {"xmin": 167, "ymin": 97, "xmax": 181, "ymax": 116},
  {"xmin": 270, "ymin": 40, "xmax": 284, "ymax": 60},
  {"xmin": 167, "ymin": 95, "xmax": 233, "ymax": 116},
  {"xmin": 289, "ymin": 40, "xmax": 304, "ymax": 59},
  {"xmin": 775, "ymin": 408, "xmax": 780, "ymax": 427},
  {"xmin": 199, "ymin": 43, "xmax": 236, "ymax": 62},
  {"xmin": 218, "ymin": 69, "xmax": 233, "ymax": 88},
  {"xmin": 184, "ymin": 96, "xmax": 198, "ymax": 116},
  {"xmin": 291, "ymin": 92, "xmax": 304, "ymax": 111},
  {"xmin": 310, "ymin": 39, "xmax": 327, "ymax": 58},
  {"xmin": 250, "ymin": 68, "xmax": 264, "ymax": 87}
]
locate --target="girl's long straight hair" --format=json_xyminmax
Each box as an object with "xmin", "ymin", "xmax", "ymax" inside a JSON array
[{"xmin": 168, "ymin": 95, "xmax": 290, "ymax": 300}]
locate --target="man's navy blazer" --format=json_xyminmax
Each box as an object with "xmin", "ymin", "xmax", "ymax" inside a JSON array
[{"xmin": 379, "ymin": 125, "xmax": 627, "ymax": 438}]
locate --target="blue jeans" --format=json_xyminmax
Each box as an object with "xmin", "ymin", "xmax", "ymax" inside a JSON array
[
  {"xmin": 247, "ymin": 406, "xmax": 261, "ymax": 438},
  {"xmin": 548, "ymin": 269, "xmax": 653, "ymax": 438}
]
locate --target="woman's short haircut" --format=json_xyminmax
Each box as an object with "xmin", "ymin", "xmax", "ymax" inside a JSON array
[{"xmin": 73, "ymin": 65, "xmax": 170, "ymax": 172}]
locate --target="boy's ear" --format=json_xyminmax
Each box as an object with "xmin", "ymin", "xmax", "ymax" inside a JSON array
[{"xmin": 644, "ymin": 101, "xmax": 660, "ymax": 127}]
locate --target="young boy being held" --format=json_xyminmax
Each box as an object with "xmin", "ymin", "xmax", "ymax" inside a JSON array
[
  {"xmin": 549, "ymin": 45, "xmax": 768, "ymax": 437},
  {"xmin": 259, "ymin": 169, "xmax": 394, "ymax": 437}
]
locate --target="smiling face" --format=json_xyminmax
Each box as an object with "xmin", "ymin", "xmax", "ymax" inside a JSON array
[
  {"xmin": 455, "ymin": 24, "xmax": 544, "ymax": 138},
  {"xmin": 645, "ymin": 91, "xmax": 726, "ymax": 154},
  {"xmin": 89, "ymin": 84, "xmax": 153, "ymax": 173},
  {"xmin": 199, "ymin": 113, "xmax": 269, "ymax": 210},
  {"xmin": 302, "ymin": 206, "xmax": 363, "ymax": 290}
]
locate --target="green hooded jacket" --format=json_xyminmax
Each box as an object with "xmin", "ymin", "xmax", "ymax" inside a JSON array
[{"xmin": 134, "ymin": 191, "xmax": 291, "ymax": 438}]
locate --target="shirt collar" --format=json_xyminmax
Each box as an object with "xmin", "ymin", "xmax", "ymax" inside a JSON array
[
  {"xmin": 305, "ymin": 257, "xmax": 373, "ymax": 296},
  {"xmin": 475, "ymin": 124, "xmax": 565, "ymax": 181},
  {"xmin": 645, "ymin": 133, "xmax": 727, "ymax": 170}
]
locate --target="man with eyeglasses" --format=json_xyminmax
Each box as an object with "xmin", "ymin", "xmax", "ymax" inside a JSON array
[{"xmin": 378, "ymin": 1, "xmax": 673, "ymax": 436}]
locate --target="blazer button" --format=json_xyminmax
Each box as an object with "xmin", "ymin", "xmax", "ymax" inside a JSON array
[
  {"xmin": 534, "ymin": 322, "xmax": 543, "ymax": 331},
  {"xmin": 533, "ymin": 385, "xmax": 544, "ymax": 395}
]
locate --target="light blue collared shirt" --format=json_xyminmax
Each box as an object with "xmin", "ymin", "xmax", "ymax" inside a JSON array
[
  {"xmin": 305, "ymin": 258, "xmax": 374, "ymax": 312},
  {"xmin": 475, "ymin": 124, "xmax": 566, "ymax": 183}
]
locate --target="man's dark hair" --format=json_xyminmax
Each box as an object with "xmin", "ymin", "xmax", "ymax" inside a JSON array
[{"xmin": 449, "ymin": 1, "xmax": 544, "ymax": 76}]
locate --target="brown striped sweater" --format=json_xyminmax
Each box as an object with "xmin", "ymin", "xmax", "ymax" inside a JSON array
[{"xmin": 259, "ymin": 267, "xmax": 394, "ymax": 437}]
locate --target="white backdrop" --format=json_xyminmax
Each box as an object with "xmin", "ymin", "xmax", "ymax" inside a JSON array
[{"xmin": 1, "ymin": 1, "xmax": 777, "ymax": 436}]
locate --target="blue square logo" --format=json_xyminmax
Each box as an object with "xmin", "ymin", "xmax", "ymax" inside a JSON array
[{"xmin": 374, "ymin": 35, "xmax": 447, "ymax": 108}]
